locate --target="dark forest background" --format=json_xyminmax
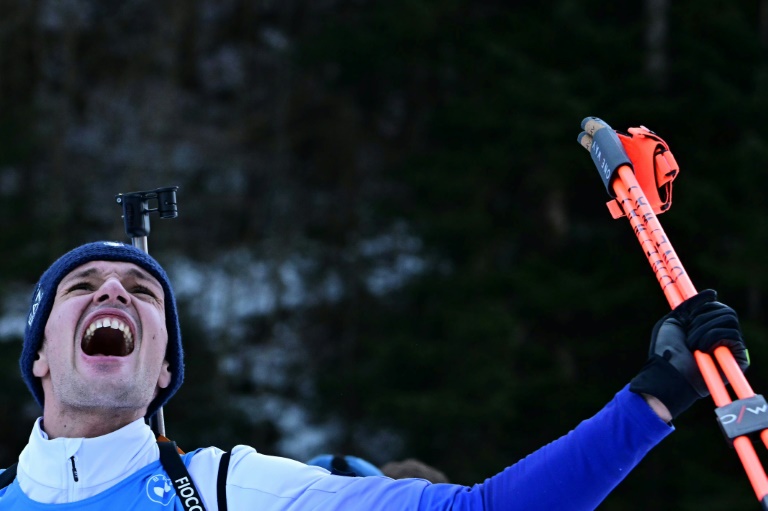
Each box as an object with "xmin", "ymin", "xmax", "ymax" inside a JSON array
[{"xmin": 2, "ymin": 1, "xmax": 768, "ymax": 509}]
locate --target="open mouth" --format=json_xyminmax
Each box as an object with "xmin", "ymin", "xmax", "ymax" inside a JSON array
[{"xmin": 81, "ymin": 317, "xmax": 134, "ymax": 357}]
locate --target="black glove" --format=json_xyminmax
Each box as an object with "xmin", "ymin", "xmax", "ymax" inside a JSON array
[{"xmin": 629, "ymin": 289, "xmax": 748, "ymax": 420}]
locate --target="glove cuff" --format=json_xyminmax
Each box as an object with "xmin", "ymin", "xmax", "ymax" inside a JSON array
[{"xmin": 629, "ymin": 355, "xmax": 702, "ymax": 420}]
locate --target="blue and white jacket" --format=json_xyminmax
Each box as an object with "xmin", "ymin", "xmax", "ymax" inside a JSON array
[{"xmin": 0, "ymin": 385, "xmax": 672, "ymax": 510}]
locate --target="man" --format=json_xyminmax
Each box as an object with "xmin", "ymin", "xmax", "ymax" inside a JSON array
[{"xmin": 0, "ymin": 241, "xmax": 748, "ymax": 510}]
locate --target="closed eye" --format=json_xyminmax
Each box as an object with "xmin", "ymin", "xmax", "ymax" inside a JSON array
[
  {"xmin": 66, "ymin": 282, "xmax": 94, "ymax": 293},
  {"xmin": 132, "ymin": 285, "xmax": 158, "ymax": 299}
]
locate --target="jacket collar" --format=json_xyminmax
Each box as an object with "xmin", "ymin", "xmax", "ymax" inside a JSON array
[{"xmin": 17, "ymin": 417, "xmax": 158, "ymax": 503}]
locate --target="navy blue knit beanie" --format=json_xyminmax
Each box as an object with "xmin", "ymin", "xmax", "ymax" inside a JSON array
[{"xmin": 21, "ymin": 241, "xmax": 183, "ymax": 418}]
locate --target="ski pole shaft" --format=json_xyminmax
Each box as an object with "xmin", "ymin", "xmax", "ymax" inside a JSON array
[
  {"xmin": 611, "ymin": 166, "xmax": 754, "ymax": 397},
  {"xmin": 610, "ymin": 168, "xmax": 685, "ymax": 307},
  {"xmin": 712, "ymin": 347, "xmax": 768, "ymax": 450},
  {"xmin": 694, "ymin": 350, "xmax": 732, "ymax": 406},
  {"xmin": 615, "ymin": 166, "xmax": 698, "ymax": 302}
]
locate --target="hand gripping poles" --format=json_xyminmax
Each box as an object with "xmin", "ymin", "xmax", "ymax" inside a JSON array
[
  {"xmin": 115, "ymin": 186, "xmax": 179, "ymax": 438},
  {"xmin": 578, "ymin": 118, "xmax": 768, "ymax": 510}
]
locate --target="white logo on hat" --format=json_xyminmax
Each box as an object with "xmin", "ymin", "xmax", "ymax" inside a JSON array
[
  {"xmin": 103, "ymin": 242, "xmax": 124, "ymax": 247},
  {"xmin": 27, "ymin": 287, "xmax": 43, "ymax": 326}
]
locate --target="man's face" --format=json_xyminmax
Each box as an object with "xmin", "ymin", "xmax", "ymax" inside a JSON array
[{"xmin": 33, "ymin": 261, "xmax": 172, "ymax": 415}]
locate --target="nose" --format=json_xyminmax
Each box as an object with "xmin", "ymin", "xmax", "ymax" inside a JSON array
[{"xmin": 94, "ymin": 277, "xmax": 131, "ymax": 305}]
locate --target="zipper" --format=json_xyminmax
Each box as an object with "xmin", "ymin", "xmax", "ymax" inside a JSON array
[{"xmin": 69, "ymin": 456, "xmax": 79, "ymax": 482}]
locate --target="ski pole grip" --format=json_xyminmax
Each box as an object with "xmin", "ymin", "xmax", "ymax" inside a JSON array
[{"xmin": 578, "ymin": 117, "xmax": 633, "ymax": 197}]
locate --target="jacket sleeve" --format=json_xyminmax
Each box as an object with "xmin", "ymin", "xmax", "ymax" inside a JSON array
[
  {"xmin": 421, "ymin": 384, "xmax": 674, "ymax": 511},
  {"xmin": 195, "ymin": 385, "xmax": 672, "ymax": 511}
]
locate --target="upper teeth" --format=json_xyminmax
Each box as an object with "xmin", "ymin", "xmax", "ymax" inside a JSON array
[{"xmin": 84, "ymin": 317, "xmax": 132, "ymax": 342}]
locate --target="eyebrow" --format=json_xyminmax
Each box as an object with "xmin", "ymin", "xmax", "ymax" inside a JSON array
[
  {"xmin": 125, "ymin": 267, "xmax": 158, "ymax": 284},
  {"xmin": 60, "ymin": 267, "xmax": 98, "ymax": 285}
]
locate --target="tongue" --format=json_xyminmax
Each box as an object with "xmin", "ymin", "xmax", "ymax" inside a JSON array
[{"xmin": 82, "ymin": 328, "xmax": 131, "ymax": 357}]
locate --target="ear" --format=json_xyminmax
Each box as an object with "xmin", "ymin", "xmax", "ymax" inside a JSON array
[
  {"xmin": 157, "ymin": 360, "xmax": 171, "ymax": 390},
  {"xmin": 32, "ymin": 348, "xmax": 49, "ymax": 378}
]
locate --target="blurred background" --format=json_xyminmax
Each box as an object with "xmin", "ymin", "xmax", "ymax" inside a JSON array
[{"xmin": 1, "ymin": 1, "xmax": 767, "ymax": 509}]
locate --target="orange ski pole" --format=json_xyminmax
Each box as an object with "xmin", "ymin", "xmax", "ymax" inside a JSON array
[{"xmin": 578, "ymin": 117, "xmax": 768, "ymax": 510}]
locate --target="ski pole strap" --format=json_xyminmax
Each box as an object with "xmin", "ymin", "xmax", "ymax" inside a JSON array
[
  {"xmin": 614, "ymin": 126, "xmax": 679, "ymax": 218},
  {"xmin": 158, "ymin": 440, "xmax": 207, "ymax": 511}
]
